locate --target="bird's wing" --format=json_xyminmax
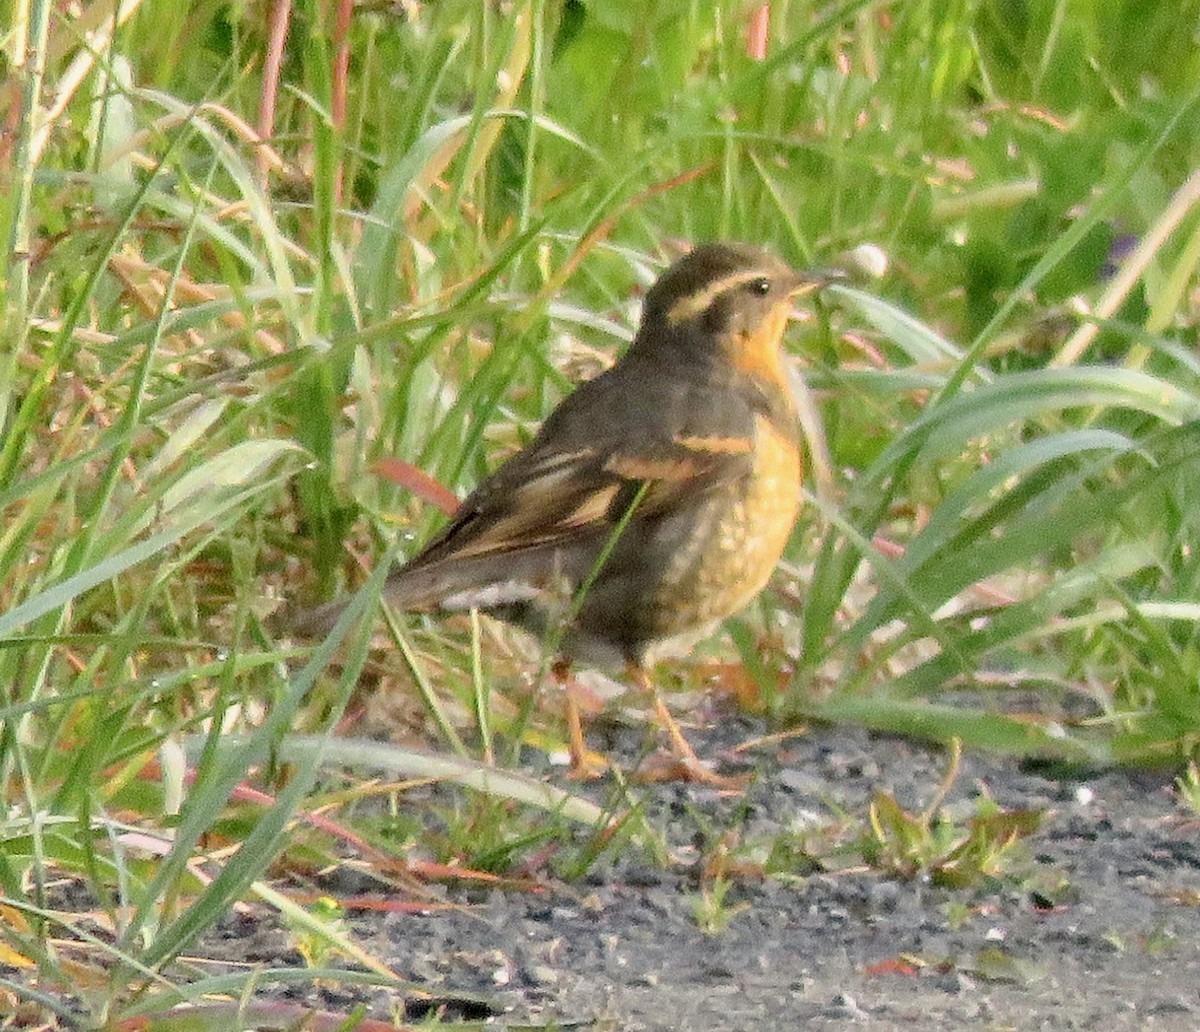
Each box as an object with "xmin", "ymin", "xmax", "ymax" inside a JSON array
[
  {"xmin": 407, "ymin": 423, "xmax": 756, "ymax": 570},
  {"xmin": 375, "ymin": 352, "xmax": 798, "ymax": 611}
]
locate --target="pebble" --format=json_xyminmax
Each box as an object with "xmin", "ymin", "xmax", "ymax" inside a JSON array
[
  {"xmin": 824, "ymin": 992, "xmax": 869, "ymax": 1021},
  {"xmin": 526, "ymin": 965, "xmax": 559, "ymax": 987}
]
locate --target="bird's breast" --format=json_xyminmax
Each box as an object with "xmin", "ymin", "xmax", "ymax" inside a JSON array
[
  {"xmin": 645, "ymin": 410, "xmax": 801, "ymax": 642},
  {"xmin": 699, "ymin": 412, "xmax": 802, "ymax": 613},
  {"xmin": 564, "ymin": 409, "xmax": 803, "ymax": 668}
]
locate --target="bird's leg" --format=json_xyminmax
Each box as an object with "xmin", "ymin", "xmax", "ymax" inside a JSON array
[
  {"xmin": 631, "ymin": 665, "xmax": 750, "ymax": 789},
  {"xmin": 553, "ymin": 658, "xmax": 608, "ymax": 780}
]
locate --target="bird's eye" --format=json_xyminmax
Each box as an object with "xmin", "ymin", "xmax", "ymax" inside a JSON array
[{"xmin": 748, "ymin": 277, "xmax": 771, "ymax": 296}]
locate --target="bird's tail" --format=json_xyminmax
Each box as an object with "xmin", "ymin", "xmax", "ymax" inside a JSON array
[
  {"xmin": 287, "ymin": 547, "xmax": 577, "ymax": 638},
  {"xmin": 287, "ymin": 572, "xmax": 441, "ymax": 638},
  {"xmin": 287, "ymin": 596, "xmax": 352, "ymax": 638}
]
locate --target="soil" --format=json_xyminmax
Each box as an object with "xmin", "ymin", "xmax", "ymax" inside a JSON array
[
  {"xmin": 228, "ymin": 718, "xmax": 1200, "ymax": 1031},
  {"xmin": 18, "ymin": 717, "xmax": 1200, "ymax": 1030}
]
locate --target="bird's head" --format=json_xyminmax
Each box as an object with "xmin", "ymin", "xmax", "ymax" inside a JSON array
[{"xmin": 634, "ymin": 242, "xmax": 830, "ymax": 381}]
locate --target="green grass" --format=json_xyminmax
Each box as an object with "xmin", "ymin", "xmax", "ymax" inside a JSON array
[{"xmin": 3, "ymin": 0, "xmax": 1200, "ymax": 1024}]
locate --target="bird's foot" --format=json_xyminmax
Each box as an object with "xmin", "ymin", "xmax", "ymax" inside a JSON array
[
  {"xmin": 634, "ymin": 752, "xmax": 751, "ymax": 789},
  {"xmin": 564, "ymin": 744, "xmax": 610, "ymax": 781},
  {"xmin": 638, "ymin": 690, "xmax": 751, "ymax": 789}
]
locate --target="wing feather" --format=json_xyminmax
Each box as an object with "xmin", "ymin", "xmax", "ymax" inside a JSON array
[{"xmin": 380, "ymin": 356, "xmax": 774, "ymax": 606}]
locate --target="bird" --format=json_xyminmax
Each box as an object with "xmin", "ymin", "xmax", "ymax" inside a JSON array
[{"xmin": 295, "ymin": 242, "xmax": 831, "ymax": 785}]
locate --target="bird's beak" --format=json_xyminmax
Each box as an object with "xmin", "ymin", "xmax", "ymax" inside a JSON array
[
  {"xmin": 785, "ymin": 267, "xmax": 847, "ymax": 320},
  {"xmin": 788, "ymin": 266, "xmax": 848, "ymax": 298}
]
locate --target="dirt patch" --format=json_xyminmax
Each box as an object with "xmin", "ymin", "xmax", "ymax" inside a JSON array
[
  {"xmin": 246, "ymin": 722, "xmax": 1200, "ymax": 1030},
  {"xmin": 23, "ymin": 721, "xmax": 1200, "ymax": 1030}
]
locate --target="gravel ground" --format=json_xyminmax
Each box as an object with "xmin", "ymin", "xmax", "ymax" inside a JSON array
[
  {"xmin": 214, "ymin": 719, "xmax": 1200, "ymax": 1032},
  {"xmin": 22, "ymin": 717, "xmax": 1199, "ymax": 1029}
]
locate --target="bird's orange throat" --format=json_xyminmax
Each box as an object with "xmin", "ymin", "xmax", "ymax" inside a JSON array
[{"xmin": 729, "ymin": 300, "xmax": 793, "ymax": 390}]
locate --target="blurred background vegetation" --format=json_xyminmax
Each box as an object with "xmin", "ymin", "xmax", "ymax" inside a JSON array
[{"xmin": 2, "ymin": 0, "xmax": 1200, "ymax": 1022}]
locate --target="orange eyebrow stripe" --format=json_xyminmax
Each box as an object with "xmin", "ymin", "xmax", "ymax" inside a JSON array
[
  {"xmin": 673, "ymin": 433, "xmax": 753, "ymax": 454},
  {"xmin": 665, "ymin": 269, "xmax": 769, "ymax": 325}
]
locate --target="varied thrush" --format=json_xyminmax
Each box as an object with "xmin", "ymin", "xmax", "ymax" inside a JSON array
[{"xmin": 297, "ymin": 242, "xmax": 830, "ymax": 785}]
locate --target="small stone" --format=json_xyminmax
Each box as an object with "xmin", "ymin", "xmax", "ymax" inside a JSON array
[
  {"xmin": 526, "ymin": 965, "xmax": 559, "ymax": 987},
  {"xmin": 1147, "ymin": 996, "xmax": 1193, "ymax": 1015},
  {"xmin": 934, "ymin": 971, "xmax": 975, "ymax": 994},
  {"xmin": 624, "ymin": 864, "xmax": 667, "ymax": 887},
  {"xmin": 865, "ymin": 881, "xmax": 902, "ymax": 913},
  {"xmin": 778, "ymin": 769, "xmax": 826, "ymax": 795},
  {"xmin": 824, "ymin": 992, "xmax": 869, "ymax": 1020}
]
